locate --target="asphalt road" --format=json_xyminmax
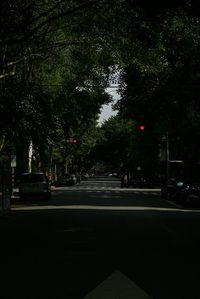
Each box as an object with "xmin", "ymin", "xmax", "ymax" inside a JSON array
[{"xmin": 1, "ymin": 178, "xmax": 200, "ymax": 298}]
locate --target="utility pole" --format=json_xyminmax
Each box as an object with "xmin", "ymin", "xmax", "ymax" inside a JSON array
[
  {"xmin": 161, "ymin": 132, "xmax": 169, "ymax": 185},
  {"xmin": 11, "ymin": 154, "xmax": 17, "ymax": 198},
  {"xmin": 165, "ymin": 132, "xmax": 169, "ymax": 185},
  {"xmin": 28, "ymin": 140, "xmax": 33, "ymax": 172}
]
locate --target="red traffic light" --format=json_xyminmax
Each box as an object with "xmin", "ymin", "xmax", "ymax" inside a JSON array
[
  {"xmin": 139, "ymin": 125, "xmax": 145, "ymax": 131},
  {"xmin": 62, "ymin": 138, "xmax": 77, "ymax": 143}
]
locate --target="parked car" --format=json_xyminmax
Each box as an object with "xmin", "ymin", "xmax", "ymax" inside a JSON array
[
  {"xmin": 161, "ymin": 179, "xmax": 200, "ymax": 206},
  {"xmin": 55, "ymin": 174, "xmax": 77, "ymax": 186},
  {"xmin": 176, "ymin": 182, "xmax": 200, "ymax": 206},
  {"xmin": 128, "ymin": 177, "xmax": 148, "ymax": 188},
  {"xmin": 19, "ymin": 172, "xmax": 51, "ymax": 200},
  {"xmin": 161, "ymin": 178, "xmax": 178, "ymax": 200}
]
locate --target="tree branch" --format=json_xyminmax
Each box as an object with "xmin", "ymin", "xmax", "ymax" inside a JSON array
[
  {"xmin": 0, "ymin": 0, "xmax": 103, "ymax": 46},
  {"xmin": 0, "ymin": 70, "xmax": 15, "ymax": 79}
]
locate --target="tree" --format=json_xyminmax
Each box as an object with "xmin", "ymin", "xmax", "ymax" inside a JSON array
[
  {"xmin": 89, "ymin": 116, "xmax": 132, "ymax": 171},
  {"xmin": 0, "ymin": 0, "xmax": 199, "ymax": 181},
  {"xmin": 115, "ymin": 6, "xmax": 200, "ymax": 182},
  {"xmin": 0, "ymin": 0, "xmax": 116, "ymax": 172}
]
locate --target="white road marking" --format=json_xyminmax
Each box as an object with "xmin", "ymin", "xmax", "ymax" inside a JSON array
[
  {"xmin": 11, "ymin": 205, "xmax": 200, "ymax": 213},
  {"xmin": 54, "ymin": 186, "xmax": 161, "ymax": 192},
  {"xmin": 83, "ymin": 270, "xmax": 152, "ymax": 299}
]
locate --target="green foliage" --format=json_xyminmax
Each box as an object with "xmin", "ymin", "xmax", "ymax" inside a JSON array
[
  {"xmin": 0, "ymin": 0, "xmax": 199, "ymax": 177},
  {"xmin": 118, "ymin": 9, "xmax": 200, "ymax": 133},
  {"xmin": 90, "ymin": 116, "xmax": 134, "ymax": 170}
]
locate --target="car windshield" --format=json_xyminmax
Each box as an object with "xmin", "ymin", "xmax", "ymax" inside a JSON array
[{"xmin": 21, "ymin": 173, "xmax": 45, "ymax": 183}]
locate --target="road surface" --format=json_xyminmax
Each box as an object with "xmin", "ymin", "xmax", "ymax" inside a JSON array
[{"xmin": 1, "ymin": 177, "xmax": 200, "ymax": 298}]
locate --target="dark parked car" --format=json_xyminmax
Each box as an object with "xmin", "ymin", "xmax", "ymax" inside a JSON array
[
  {"xmin": 177, "ymin": 182, "xmax": 200, "ymax": 206},
  {"xmin": 128, "ymin": 177, "xmax": 148, "ymax": 188},
  {"xmin": 55, "ymin": 174, "xmax": 77, "ymax": 186},
  {"xmin": 161, "ymin": 179, "xmax": 200, "ymax": 206},
  {"xmin": 161, "ymin": 178, "xmax": 179, "ymax": 200},
  {"xmin": 19, "ymin": 172, "xmax": 51, "ymax": 200}
]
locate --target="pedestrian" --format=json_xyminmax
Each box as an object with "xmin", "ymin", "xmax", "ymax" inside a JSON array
[
  {"xmin": 121, "ymin": 173, "xmax": 128, "ymax": 188},
  {"xmin": 76, "ymin": 172, "xmax": 81, "ymax": 183},
  {"xmin": 123, "ymin": 173, "xmax": 128, "ymax": 188}
]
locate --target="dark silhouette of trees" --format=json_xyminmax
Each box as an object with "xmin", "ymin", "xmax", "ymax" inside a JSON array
[{"xmin": 0, "ymin": 0, "xmax": 199, "ymax": 182}]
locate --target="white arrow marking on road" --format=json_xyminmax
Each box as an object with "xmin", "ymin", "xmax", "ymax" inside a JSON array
[{"xmin": 83, "ymin": 270, "xmax": 152, "ymax": 299}]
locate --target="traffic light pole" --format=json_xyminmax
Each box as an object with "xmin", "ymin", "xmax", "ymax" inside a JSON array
[{"xmin": 165, "ymin": 131, "xmax": 169, "ymax": 185}]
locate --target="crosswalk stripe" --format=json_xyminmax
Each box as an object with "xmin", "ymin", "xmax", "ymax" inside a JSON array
[{"xmin": 53, "ymin": 185, "xmax": 161, "ymax": 195}]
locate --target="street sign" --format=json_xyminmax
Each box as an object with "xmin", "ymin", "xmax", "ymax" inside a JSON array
[{"xmin": 11, "ymin": 155, "xmax": 16, "ymax": 168}]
